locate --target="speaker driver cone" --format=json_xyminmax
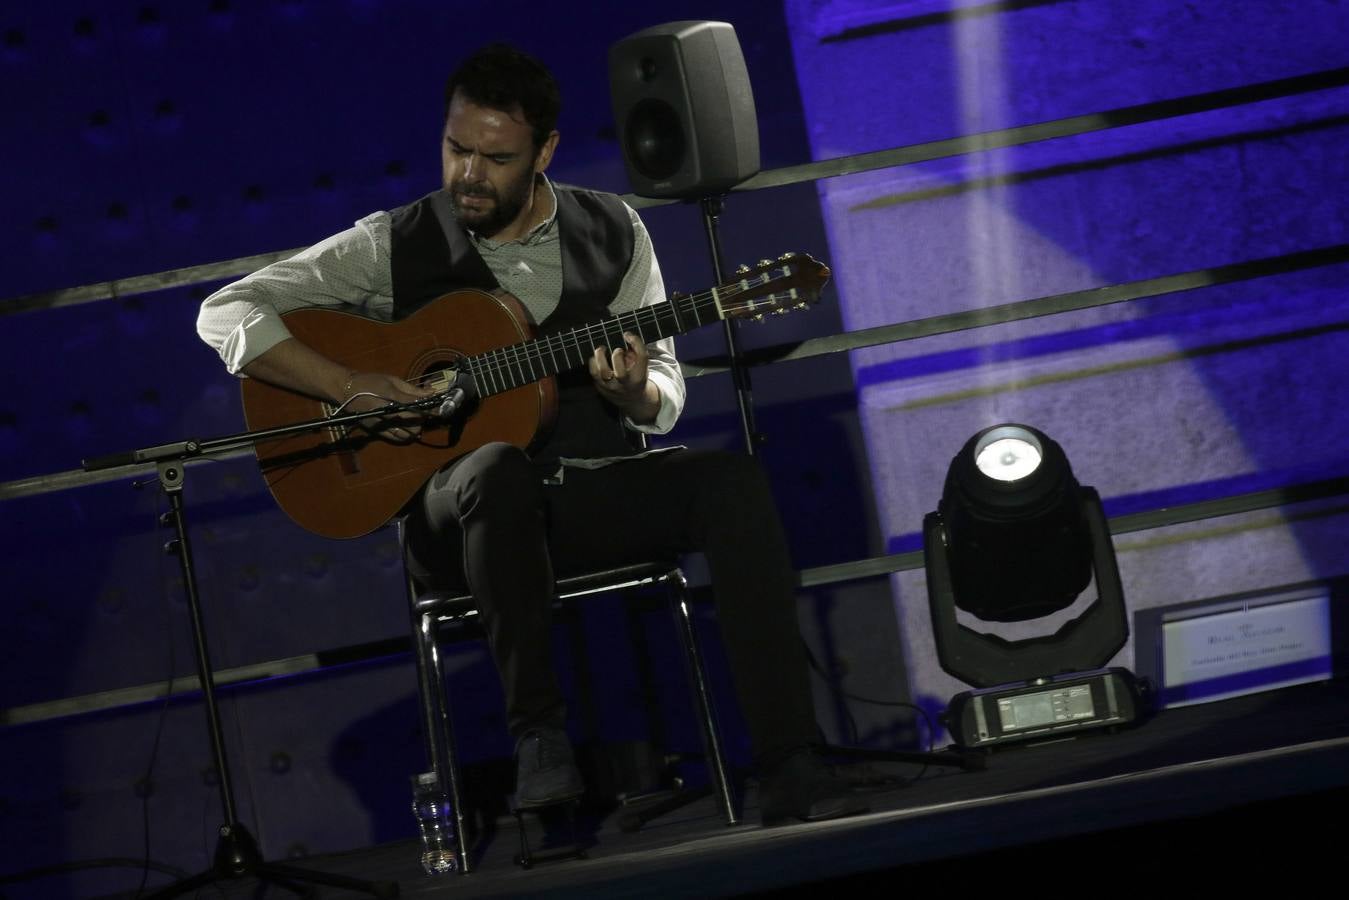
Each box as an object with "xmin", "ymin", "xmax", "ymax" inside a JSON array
[{"xmin": 625, "ymin": 99, "xmax": 685, "ymax": 180}]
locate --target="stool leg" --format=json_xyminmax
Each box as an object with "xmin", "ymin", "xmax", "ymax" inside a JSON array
[
  {"xmin": 413, "ymin": 611, "xmax": 473, "ymax": 872},
  {"xmin": 514, "ymin": 808, "xmax": 533, "ymax": 869},
  {"xmin": 666, "ymin": 572, "xmax": 739, "ymax": 825}
]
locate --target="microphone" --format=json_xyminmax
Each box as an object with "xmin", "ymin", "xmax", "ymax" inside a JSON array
[{"xmin": 437, "ymin": 386, "xmax": 468, "ymax": 421}]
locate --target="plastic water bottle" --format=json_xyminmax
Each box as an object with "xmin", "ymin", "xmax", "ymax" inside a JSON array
[{"xmin": 411, "ymin": 771, "xmax": 458, "ymax": 875}]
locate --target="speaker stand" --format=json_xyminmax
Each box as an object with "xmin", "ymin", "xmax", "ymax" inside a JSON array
[
  {"xmin": 694, "ymin": 195, "xmax": 986, "ymax": 786},
  {"xmin": 699, "ymin": 195, "xmax": 761, "ymax": 456}
]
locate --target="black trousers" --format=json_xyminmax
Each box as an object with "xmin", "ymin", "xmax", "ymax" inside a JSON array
[{"xmin": 403, "ymin": 442, "xmax": 820, "ymax": 768}]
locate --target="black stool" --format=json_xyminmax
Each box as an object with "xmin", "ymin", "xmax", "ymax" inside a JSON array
[{"xmin": 407, "ymin": 561, "xmax": 740, "ymax": 872}]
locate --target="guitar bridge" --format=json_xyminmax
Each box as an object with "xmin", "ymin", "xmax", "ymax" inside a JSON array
[{"xmin": 320, "ymin": 402, "xmax": 363, "ymax": 476}]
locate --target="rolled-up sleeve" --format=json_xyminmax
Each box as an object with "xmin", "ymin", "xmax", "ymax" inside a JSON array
[
  {"xmin": 611, "ymin": 207, "xmax": 686, "ymax": 434},
  {"xmin": 196, "ymin": 213, "xmax": 392, "ymax": 375}
]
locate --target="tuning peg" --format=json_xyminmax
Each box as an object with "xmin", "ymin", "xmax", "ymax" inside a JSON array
[
  {"xmin": 734, "ymin": 264, "xmax": 750, "ymax": 275},
  {"xmin": 778, "ymin": 252, "xmax": 796, "ymax": 261},
  {"xmin": 757, "ymin": 258, "xmax": 773, "ymax": 268},
  {"xmin": 753, "ymin": 313, "xmax": 765, "ymax": 322}
]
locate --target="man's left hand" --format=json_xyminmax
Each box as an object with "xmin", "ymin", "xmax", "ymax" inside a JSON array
[{"xmin": 589, "ymin": 332, "xmax": 660, "ymax": 423}]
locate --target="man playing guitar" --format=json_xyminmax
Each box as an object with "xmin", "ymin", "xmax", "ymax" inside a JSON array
[{"xmin": 197, "ymin": 43, "xmax": 866, "ymax": 826}]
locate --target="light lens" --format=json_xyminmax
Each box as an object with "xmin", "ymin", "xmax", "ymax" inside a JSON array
[{"xmin": 974, "ymin": 431, "xmax": 1042, "ymax": 482}]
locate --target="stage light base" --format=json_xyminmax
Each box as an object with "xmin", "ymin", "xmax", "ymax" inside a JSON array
[{"xmin": 943, "ymin": 667, "xmax": 1152, "ymax": 750}]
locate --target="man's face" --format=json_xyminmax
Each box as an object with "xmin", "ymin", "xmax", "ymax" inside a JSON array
[{"xmin": 441, "ymin": 92, "xmax": 557, "ymax": 239}]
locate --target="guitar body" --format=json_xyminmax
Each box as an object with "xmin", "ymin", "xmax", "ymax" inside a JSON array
[
  {"xmin": 236, "ymin": 251, "xmax": 830, "ymax": 539},
  {"xmin": 240, "ymin": 289, "xmax": 557, "ymax": 539}
]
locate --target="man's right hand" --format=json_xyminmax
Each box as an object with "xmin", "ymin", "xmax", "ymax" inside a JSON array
[
  {"xmin": 342, "ymin": 372, "xmax": 438, "ymax": 443},
  {"xmin": 241, "ymin": 339, "xmax": 438, "ymax": 444}
]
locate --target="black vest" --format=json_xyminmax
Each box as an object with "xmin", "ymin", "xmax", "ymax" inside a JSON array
[{"xmin": 388, "ymin": 184, "xmax": 639, "ymax": 466}]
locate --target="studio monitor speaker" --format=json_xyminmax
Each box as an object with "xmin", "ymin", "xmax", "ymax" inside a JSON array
[{"xmin": 609, "ymin": 21, "xmax": 760, "ymax": 198}]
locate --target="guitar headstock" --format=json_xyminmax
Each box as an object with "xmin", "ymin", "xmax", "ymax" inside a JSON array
[{"xmin": 719, "ymin": 252, "xmax": 830, "ymax": 322}]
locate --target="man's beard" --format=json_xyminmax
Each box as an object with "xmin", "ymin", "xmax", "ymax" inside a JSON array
[{"xmin": 447, "ymin": 170, "xmax": 534, "ymax": 238}]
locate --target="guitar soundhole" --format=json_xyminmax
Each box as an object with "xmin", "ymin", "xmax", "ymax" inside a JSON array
[
  {"xmin": 407, "ymin": 350, "xmax": 469, "ymax": 447},
  {"xmin": 410, "ymin": 349, "xmax": 463, "ymax": 394},
  {"xmin": 418, "ymin": 361, "xmax": 455, "ymax": 392}
]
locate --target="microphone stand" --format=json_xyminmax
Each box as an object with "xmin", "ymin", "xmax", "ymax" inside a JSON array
[{"xmin": 82, "ymin": 398, "xmax": 445, "ymax": 899}]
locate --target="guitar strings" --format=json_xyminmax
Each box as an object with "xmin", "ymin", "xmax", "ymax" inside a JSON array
[
  {"xmin": 408, "ymin": 278, "xmax": 766, "ymax": 395},
  {"xmin": 396, "ymin": 274, "xmax": 780, "ymax": 397},
  {"xmin": 452, "ymin": 288, "xmax": 719, "ymax": 397}
]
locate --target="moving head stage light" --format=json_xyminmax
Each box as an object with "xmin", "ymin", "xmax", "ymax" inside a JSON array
[{"xmin": 923, "ymin": 424, "xmax": 1149, "ymax": 748}]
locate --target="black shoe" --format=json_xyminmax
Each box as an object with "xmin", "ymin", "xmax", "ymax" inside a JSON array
[
  {"xmin": 758, "ymin": 749, "xmax": 870, "ymax": 826},
  {"xmin": 514, "ymin": 727, "xmax": 585, "ymax": 809}
]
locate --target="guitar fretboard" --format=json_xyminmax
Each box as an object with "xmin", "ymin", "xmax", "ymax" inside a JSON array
[{"xmin": 464, "ymin": 279, "xmax": 763, "ymax": 398}]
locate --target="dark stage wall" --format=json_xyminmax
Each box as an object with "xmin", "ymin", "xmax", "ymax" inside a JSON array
[{"xmin": 1, "ymin": 3, "xmax": 888, "ymax": 897}]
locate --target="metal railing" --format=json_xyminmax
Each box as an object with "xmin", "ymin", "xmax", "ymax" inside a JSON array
[{"xmin": 4, "ymin": 64, "xmax": 1348, "ymax": 728}]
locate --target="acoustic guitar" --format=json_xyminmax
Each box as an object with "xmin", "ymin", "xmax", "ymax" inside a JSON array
[{"xmin": 240, "ymin": 252, "xmax": 829, "ymax": 538}]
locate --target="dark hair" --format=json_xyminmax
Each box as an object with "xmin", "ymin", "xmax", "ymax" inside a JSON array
[{"xmin": 443, "ymin": 44, "xmax": 561, "ymax": 149}]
